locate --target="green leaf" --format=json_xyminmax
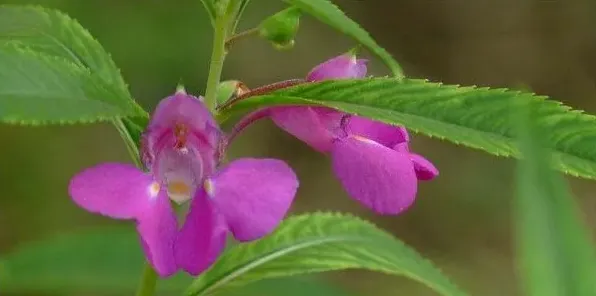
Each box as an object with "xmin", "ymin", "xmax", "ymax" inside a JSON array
[
  {"xmin": 0, "ymin": 6, "xmax": 117, "ymax": 88},
  {"xmin": 228, "ymin": 277, "xmax": 354, "ymax": 296},
  {"xmin": 0, "ymin": 45, "xmax": 142, "ymax": 124},
  {"xmin": 514, "ymin": 104, "xmax": 596, "ymax": 296},
  {"xmin": 0, "ymin": 5, "xmax": 125, "ymax": 93},
  {"xmin": 0, "ymin": 5, "xmax": 148, "ymax": 131},
  {"xmin": 185, "ymin": 213, "xmax": 466, "ymax": 296},
  {"xmin": 258, "ymin": 7, "xmax": 301, "ymax": 50},
  {"xmin": 0, "ymin": 228, "xmax": 192, "ymax": 294},
  {"xmin": 283, "ymin": 0, "xmax": 403, "ymax": 77},
  {"xmin": 222, "ymin": 78, "xmax": 596, "ymax": 180}
]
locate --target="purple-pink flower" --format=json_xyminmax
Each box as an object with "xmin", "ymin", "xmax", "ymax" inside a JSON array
[
  {"xmin": 68, "ymin": 90, "xmax": 298, "ymax": 277},
  {"xmin": 236, "ymin": 54, "xmax": 438, "ymax": 215}
]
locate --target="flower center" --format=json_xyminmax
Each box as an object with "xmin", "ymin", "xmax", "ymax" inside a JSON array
[
  {"xmin": 174, "ymin": 123, "xmax": 188, "ymax": 149},
  {"xmin": 156, "ymin": 146, "xmax": 204, "ymax": 205}
]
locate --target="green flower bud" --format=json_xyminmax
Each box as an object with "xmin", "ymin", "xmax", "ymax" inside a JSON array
[
  {"xmin": 216, "ymin": 80, "xmax": 249, "ymax": 105},
  {"xmin": 258, "ymin": 7, "xmax": 301, "ymax": 50}
]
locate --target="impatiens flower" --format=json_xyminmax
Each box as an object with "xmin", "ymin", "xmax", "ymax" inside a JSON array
[
  {"xmin": 234, "ymin": 54, "xmax": 437, "ymax": 215},
  {"xmin": 68, "ymin": 90, "xmax": 298, "ymax": 277}
]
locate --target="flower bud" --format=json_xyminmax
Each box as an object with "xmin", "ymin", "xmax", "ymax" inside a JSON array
[
  {"xmin": 258, "ymin": 7, "xmax": 301, "ymax": 50},
  {"xmin": 216, "ymin": 80, "xmax": 249, "ymax": 105}
]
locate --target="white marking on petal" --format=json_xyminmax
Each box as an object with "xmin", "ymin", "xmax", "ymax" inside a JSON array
[
  {"xmin": 148, "ymin": 182, "xmax": 161, "ymax": 199},
  {"xmin": 352, "ymin": 135, "xmax": 383, "ymax": 147},
  {"xmin": 204, "ymin": 179, "xmax": 215, "ymax": 198},
  {"xmin": 349, "ymin": 54, "xmax": 358, "ymax": 64}
]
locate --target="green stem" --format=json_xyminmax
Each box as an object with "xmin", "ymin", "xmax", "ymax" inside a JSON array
[
  {"xmin": 135, "ymin": 263, "xmax": 159, "ymax": 296},
  {"xmin": 112, "ymin": 118, "xmax": 143, "ymax": 168},
  {"xmin": 225, "ymin": 27, "xmax": 258, "ymax": 50},
  {"xmin": 204, "ymin": 10, "xmax": 231, "ymax": 112},
  {"xmin": 199, "ymin": 0, "xmax": 217, "ymax": 28}
]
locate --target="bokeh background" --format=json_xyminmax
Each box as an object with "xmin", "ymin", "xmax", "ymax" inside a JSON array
[{"xmin": 1, "ymin": 0, "xmax": 596, "ymax": 295}]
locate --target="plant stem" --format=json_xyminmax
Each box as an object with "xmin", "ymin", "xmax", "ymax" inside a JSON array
[
  {"xmin": 135, "ymin": 263, "xmax": 158, "ymax": 296},
  {"xmin": 204, "ymin": 10, "xmax": 231, "ymax": 112},
  {"xmin": 112, "ymin": 118, "xmax": 143, "ymax": 168},
  {"xmin": 225, "ymin": 27, "xmax": 258, "ymax": 49}
]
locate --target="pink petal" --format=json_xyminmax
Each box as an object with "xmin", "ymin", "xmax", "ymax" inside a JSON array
[
  {"xmin": 148, "ymin": 92, "xmax": 216, "ymax": 142},
  {"xmin": 137, "ymin": 190, "xmax": 178, "ymax": 277},
  {"xmin": 209, "ymin": 158, "xmax": 299, "ymax": 241},
  {"xmin": 68, "ymin": 163, "xmax": 154, "ymax": 219},
  {"xmin": 410, "ymin": 153, "xmax": 439, "ymax": 181},
  {"xmin": 347, "ymin": 116, "xmax": 409, "ymax": 147},
  {"xmin": 306, "ymin": 54, "xmax": 368, "ymax": 81},
  {"xmin": 175, "ymin": 188, "xmax": 227, "ymax": 276},
  {"xmin": 331, "ymin": 137, "xmax": 418, "ymax": 215},
  {"xmin": 142, "ymin": 92, "xmax": 222, "ymax": 167},
  {"xmin": 270, "ymin": 107, "xmax": 335, "ymax": 152},
  {"xmin": 394, "ymin": 143, "xmax": 439, "ymax": 181}
]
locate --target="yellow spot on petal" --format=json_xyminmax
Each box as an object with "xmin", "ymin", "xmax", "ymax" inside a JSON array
[
  {"xmin": 204, "ymin": 179, "xmax": 215, "ymax": 198},
  {"xmin": 168, "ymin": 181, "xmax": 191, "ymax": 196},
  {"xmin": 167, "ymin": 180, "xmax": 192, "ymax": 204}
]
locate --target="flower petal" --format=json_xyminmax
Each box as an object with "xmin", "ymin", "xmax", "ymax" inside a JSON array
[
  {"xmin": 347, "ymin": 116, "xmax": 409, "ymax": 147},
  {"xmin": 142, "ymin": 92, "xmax": 222, "ymax": 168},
  {"xmin": 270, "ymin": 107, "xmax": 335, "ymax": 152},
  {"xmin": 148, "ymin": 92, "xmax": 216, "ymax": 140},
  {"xmin": 410, "ymin": 153, "xmax": 439, "ymax": 181},
  {"xmin": 331, "ymin": 137, "xmax": 418, "ymax": 214},
  {"xmin": 394, "ymin": 143, "xmax": 439, "ymax": 181},
  {"xmin": 175, "ymin": 188, "xmax": 227, "ymax": 276},
  {"xmin": 210, "ymin": 158, "xmax": 299, "ymax": 241},
  {"xmin": 137, "ymin": 190, "xmax": 178, "ymax": 277},
  {"xmin": 306, "ymin": 54, "xmax": 368, "ymax": 81},
  {"xmin": 68, "ymin": 163, "xmax": 155, "ymax": 219}
]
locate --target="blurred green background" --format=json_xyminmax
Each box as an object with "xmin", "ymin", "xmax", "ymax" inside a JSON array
[{"xmin": 2, "ymin": 0, "xmax": 596, "ymax": 295}]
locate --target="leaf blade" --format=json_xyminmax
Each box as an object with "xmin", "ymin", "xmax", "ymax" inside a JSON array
[
  {"xmin": 0, "ymin": 5, "xmax": 125, "ymax": 91},
  {"xmin": 222, "ymin": 78, "xmax": 596, "ymax": 180},
  {"xmin": 515, "ymin": 104, "xmax": 596, "ymax": 296},
  {"xmin": 185, "ymin": 213, "xmax": 466, "ymax": 296},
  {"xmin": 0, "ymin": 45, "xmax": 140, "ymax": 124},
  {"xmin": 0, "ymin": 5, "xmax": 148, "ymax": 129},
  {"xmin": 283, "ymin": 0, "xmax": 403, "ymax": 77}
]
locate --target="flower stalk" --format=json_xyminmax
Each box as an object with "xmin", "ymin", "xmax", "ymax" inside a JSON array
[
  {"xmin": 225, "ymin": 27, "xmax": 258, "ymax": 50},
  {"xmin": 135, "ymin": 264, "xmax": 158, "ymax": 296},
  {"xmin": 204, "ymin": 3, "xmax": 232, "ymax": 113}
]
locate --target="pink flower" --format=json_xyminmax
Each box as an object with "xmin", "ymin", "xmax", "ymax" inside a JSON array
[
  {"xmin": 68, "ymin": 91, "xmax": 298, "ymax": 277},
  {"xmin": 235, "ymin": 54, "xmax": 438, "ymax": 214}
]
